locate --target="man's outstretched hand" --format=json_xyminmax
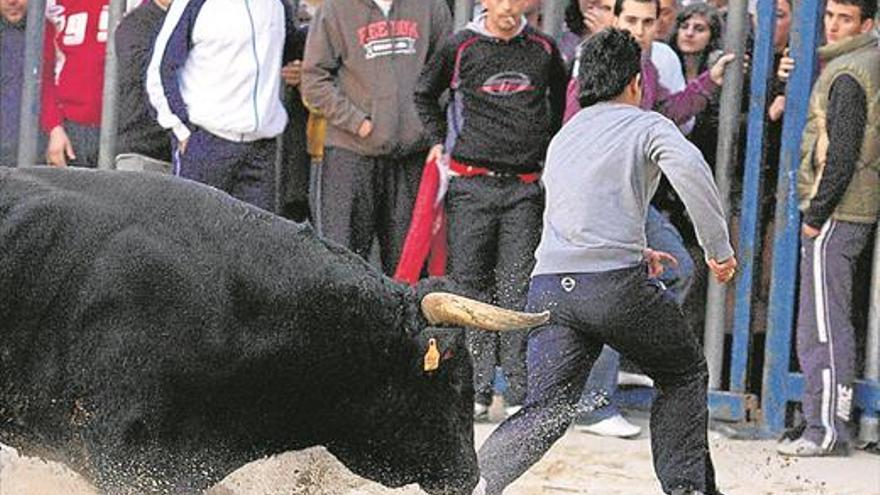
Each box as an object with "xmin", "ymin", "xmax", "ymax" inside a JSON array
[{"xmin": 644, "ymin": 248, "xmax": 678, "ymax": 279}]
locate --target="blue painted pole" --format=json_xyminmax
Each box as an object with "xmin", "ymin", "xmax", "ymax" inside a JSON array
[
  {"xmin": 858, "ymin": 224, "xmax": 880, "ymax": 445},
  {"xmin": 15, "ymin": 0, "xmax": 47, "ymax": 167},
  {"xmin": 761, "ymin": 0, "xmax": 824, "ymax": 435},
  {"xmin": 730, "ymin": 0, "xmax": 777, "ymax": 394}
]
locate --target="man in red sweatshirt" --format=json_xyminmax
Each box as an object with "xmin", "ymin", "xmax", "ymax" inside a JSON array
[{"xmin": 41, "ymin": 0, "xmax": 109, "ymax": 167}]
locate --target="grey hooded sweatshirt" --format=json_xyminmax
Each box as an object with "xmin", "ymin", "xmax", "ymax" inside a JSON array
[
  {"xmin": 534, "ymin": 102, "xmax": 734, "ymax": 275},
  {"xmin": 301, "ymin": 0, "xmax": 452, "ymax": 157}
]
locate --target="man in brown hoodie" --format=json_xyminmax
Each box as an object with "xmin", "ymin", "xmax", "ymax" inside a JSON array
[{"xmin": 301, "ymin": 0, "xmax": 452, "ymax": 275}]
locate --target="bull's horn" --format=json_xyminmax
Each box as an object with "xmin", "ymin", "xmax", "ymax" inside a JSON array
[{"xmin": 421, "ymin": 292, "xmax": 550, "ymax": 331}]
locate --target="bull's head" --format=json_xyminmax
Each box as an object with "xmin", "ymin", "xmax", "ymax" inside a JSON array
[{"xmin": 327, "ymin": 285, "xmax": 548, "ymax": 495}]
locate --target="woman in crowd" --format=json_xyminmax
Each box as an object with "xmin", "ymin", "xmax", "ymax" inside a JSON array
[{"xmin": 668, "ymin": 2, "xmax": 725, "ymax": 168}]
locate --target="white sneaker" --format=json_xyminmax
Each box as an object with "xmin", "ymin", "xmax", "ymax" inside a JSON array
[
  {"xmin": 504, "ymin": 405, "xmax": 522, "ymax": 417},
  {"xmin": 471, "ymin": 477, "xmax": 488, "ymax": 495},
  {"xmin": 474, "ymin": 403, "xmax": 489, "ymax": 420},
  {"xmin": 618, "ymin": 371, "xmax": 654, "ymax": 387},
  {"xmin": 575, "ymin": 414, "xmax": 641, "ymax": 438}
]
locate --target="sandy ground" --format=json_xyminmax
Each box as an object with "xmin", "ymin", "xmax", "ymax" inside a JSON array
[{"xmin": 2, "ymin": 415, "xmax": 878, "ymax": 495}]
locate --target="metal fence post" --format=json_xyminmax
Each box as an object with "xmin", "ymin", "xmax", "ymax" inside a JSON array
[
  {"xmin": 729, "ymin": 0, "xmax": 776, "ymax": 395},
  {"xmin": 703, "ymin": 0, "xmax": 749, "ymax": 390},
  {"xmin": 15, "ymin": 0, "xmax": 47, "ymax": 167},
  {"xmin": 97, "ymin": 0, "xmax": 126, "ymax": 170},
  {"xmin": 541, "ymin": 0, "xmax": 563, "ymax": 39},
  {"xmin": 761, "ymin": 0, "xmax": 823, "ymax": 435},
  {"xmin": 454, "ymin": 0, "xmax": 474, "ymax": 31},
  {"xmin": 858, "ymin": 224, "xmax": 880, "ymax": 445}
]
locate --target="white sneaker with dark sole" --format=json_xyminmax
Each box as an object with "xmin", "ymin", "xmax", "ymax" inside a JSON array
[
  {"xmin": 776, "ymin": 437, "xmax": 850, "ymax": 457},
  {"xmin": 575, "ymin": 414, "xmax": 642, "ymax": 438}
]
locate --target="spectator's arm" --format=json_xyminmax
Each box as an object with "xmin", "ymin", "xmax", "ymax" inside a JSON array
[
  {"xmin": 562, "ymin": 77, "xmax": 580, "ymax": 124},
  {"xmin": 802, "ymin": 75, "xmax": 866, "ymax": 229},
  {"xmin": 413, "ymin": 36, "xmax": 456, "ymax": 147},
  {"xmin": 300, "ymin": 2, "xmax": 368, "ymax": 135},
  {"xmin": 146, "ymin": 0, "xmax": 202, "ymax": 143},
  {"xmin": 547, "ymin": 41, "xmax": 568, "ymax": 133},
  {"xmin": 654, "ymin": 70, "xmax": 717, "ymax": 126},
  {"xmin": 40, "ymin": 20, "xmax": 63, "ymax": 132},
  {"xmin": 650, "ymin": 119, "xmax": 733, "ymax": 262}
]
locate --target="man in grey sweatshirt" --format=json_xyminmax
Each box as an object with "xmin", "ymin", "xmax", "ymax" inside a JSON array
[{"xmin": 474, "ymin": 29, "xmax": 737, "ymax": 495}]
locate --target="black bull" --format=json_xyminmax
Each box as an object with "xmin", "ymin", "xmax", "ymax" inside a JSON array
[{"xmin": 0, "ymin": 167, "xmax": 546, "ymax": 494}]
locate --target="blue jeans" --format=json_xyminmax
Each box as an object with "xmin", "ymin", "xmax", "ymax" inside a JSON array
[
  {"xmin": 578, "ymin": 206, "xmax": 695, "ymax": 425},
  {"xmin": 477, "ymin": 268, "xmax": 718, "ymax": 495}
]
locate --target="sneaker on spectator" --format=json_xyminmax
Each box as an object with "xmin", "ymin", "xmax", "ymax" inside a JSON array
[
  {"xmin": 776, "ymin": 437, "xmax": 851, "ymax": 457},
  {"xmin": 471, "ymin": 477, "xmax": 487, "ymax": 495},
  {"xmin": 504, "ymin": 405, "xmax": 522, "ymax": 418},
  {"xmin": 474, "ymin": 402, "xmax": 490, "ymax": 422},
  {"xmin": 575, "ymin": 414, "xmax": 641, "ymax": 438},
  {"xmin": 618, "ymin": 371, "xmax": 654, "ymax": 387}
]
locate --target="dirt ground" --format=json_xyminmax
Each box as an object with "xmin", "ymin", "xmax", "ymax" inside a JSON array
[{"xmin": 2, "ymin": 417, "xmax": 878, "ymax": 495}]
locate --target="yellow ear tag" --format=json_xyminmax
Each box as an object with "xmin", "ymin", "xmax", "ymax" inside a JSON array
[{"xmin": 424, "ymin": 338, "xmax": 440, "ymax": 372}]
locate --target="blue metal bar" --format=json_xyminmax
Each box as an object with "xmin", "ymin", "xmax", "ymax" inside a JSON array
[
  {"xmin": 760, "ymin": 0, "xmax": 824, "ymax": 434},
  {"xmin": 730, "ymin": 0, "xmax": 777, "ymax": 394},
  {"xmin": 783, "ymin": 373, "xmax": 880, "ymax": 416},
  {"xmin": 615, "ymin": 389, "xmax": 758, "ymax": 423},
  {"xmin": 15, "ymin": 0, "xmax": 47, "ymax": 167},
  {"xmin": 859, "ymin": 224, "xmax": 880, "ymax": 444}
]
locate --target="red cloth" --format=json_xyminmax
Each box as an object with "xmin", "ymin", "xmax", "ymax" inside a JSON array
[
  {"xmin": 394, "ymin": 158, "xmax": 447, "ymax": 285},
  {"xmin": 41, "ymin": 0, "xmax": 109, "ymax": 131}
]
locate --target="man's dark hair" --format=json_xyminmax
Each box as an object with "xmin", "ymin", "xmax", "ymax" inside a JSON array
[
  {"xmin": 566, "ymin": 0, "xmax": 588, "ymax": 37},
  {"xmin": 578, "ymin": 28, "xmax": 642, "ymax": 107},
  {"xmin": 830, "ymin": 0, "xmax": 877, "ymax": 22},
  {"xmin": 614, "ymin": 0, "xmax": 661, "ymax": 18}
]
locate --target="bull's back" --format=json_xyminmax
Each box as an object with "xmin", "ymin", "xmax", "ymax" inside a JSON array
[{"xmin": 0, "ymin": 167, "xmax": 414, "ymax": 460}]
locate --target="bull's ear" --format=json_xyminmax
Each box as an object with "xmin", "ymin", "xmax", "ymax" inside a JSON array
[{"xmin": 414, "ymin": 327, "xmax": 465, "ymax": 373}]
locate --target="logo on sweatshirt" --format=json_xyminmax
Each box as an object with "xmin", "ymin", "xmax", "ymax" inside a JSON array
[
  {"xmin": 358, "ymin": 20, "xmax": 420, "ymax": 59},
  {"xmin": 480, "ymin": 72, "xmax": 535, "ymax": 96}
]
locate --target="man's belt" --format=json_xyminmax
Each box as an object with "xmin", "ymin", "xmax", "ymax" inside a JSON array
[{"xmin": 449, "ymin": 159, "xmax": 540, "ymax": 184}]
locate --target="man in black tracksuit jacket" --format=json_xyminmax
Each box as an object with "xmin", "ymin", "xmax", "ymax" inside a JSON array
[{"xmin": 414, "ymin": 2, "xmax": 566, "ymax": 419}]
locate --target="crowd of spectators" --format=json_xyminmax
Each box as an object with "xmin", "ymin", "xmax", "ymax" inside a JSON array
[{"xmin": 0, "ymin": 0, "xmax": 877, "ymax": 468}]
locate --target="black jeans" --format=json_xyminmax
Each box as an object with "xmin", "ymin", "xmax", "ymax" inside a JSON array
[
  {"xmin": 317, "ymin": 146, "xmax": 425, "ymax": 275},
  {"xmin": 478, "ymin": 266, "xmax": 719, "ymax": 494},
  {"xmin": 446, "ymin": 176, "xmax": 543, "ymax": 407}
]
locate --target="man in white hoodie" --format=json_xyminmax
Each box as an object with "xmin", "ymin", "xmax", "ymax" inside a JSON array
[{"xmin": 147, "ymin": 0, "xmax": 298, "ymax": 211}]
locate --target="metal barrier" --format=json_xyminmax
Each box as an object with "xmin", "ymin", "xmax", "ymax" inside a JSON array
[
  {"xmin": 704, "ymin": 0, "xmax": 749, "ymax": 395},
  {"xmin": 454, "ymin": 0, "xmax": 474, "ymax": 31},
  {"xmin": 15, "ymin": 0, "xmax": 46, "ymax": 167},
  {"xmin": 96, "ymin": 0, "xmax": 126, "ymax": 170},
  {"xmin": 704, "ymin": 0, "xmax": 778, "ymax": 423},
  {"xmin": 759, "ymin": 0, "xmax": 880, "ymax": 436}
]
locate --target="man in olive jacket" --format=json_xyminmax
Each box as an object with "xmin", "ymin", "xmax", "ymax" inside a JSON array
[{"xmin": 777, "ymin": 0, "xmax": 878, "ymax": 458}]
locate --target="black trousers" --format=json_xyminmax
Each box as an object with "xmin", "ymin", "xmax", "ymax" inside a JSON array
[
  {"xmin": 317, "ymin": 146, "xmax": 425, "ymax": 275},
  {"xmin": 478, "ymin": 266, "xmax": 719, "ymax": 495},
  {"xmin": 445, "ymin": 176, "xmax": 543, "ymax": 407}
]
